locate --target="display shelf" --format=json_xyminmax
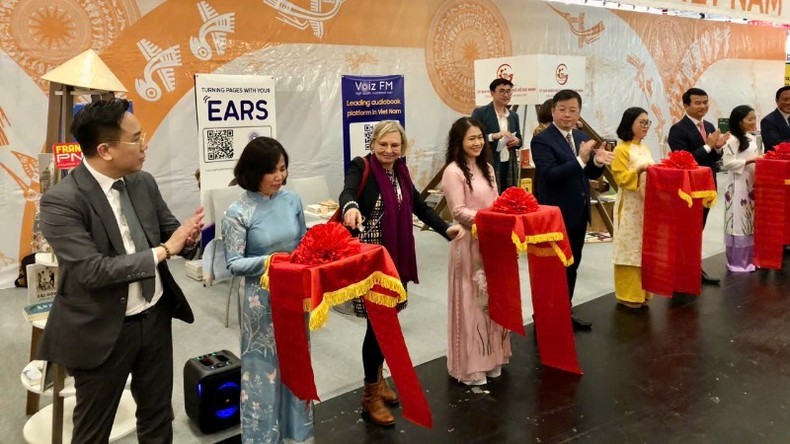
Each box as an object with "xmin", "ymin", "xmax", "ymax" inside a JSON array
[{"xmin": 23, "ymin": 389, "xmax": 137, "ymax": 444}]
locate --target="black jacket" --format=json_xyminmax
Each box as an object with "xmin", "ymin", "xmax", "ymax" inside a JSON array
[{"xmin": 339, "ymin": 155, "xmax": 450, "ymax": 239}]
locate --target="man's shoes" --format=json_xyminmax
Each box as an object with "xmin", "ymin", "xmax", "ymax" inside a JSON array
[
  {"xmin": 571, "ymin": 315, "xmax": 592, "ymax": 331},
  {"xmin": 701, "ymin": 269, "xmax": 720, "ymax": 285}
]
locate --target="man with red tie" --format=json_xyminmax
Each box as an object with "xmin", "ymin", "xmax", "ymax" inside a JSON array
[
  {"xmin": 667, "ymin": 87, "xmax": 729, "ymax": 286},
  {"xmin": 760, "ymin": 86, "xmax": 790, "ymax": 152},
  {"xmin": 532, "ymin": 89, "xmax": 614, "ymax": 330}
]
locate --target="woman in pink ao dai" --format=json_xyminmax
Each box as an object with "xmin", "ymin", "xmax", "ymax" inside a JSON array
[{"xmin": 442, "ymin": 117, "xmax": 512, "ymax": 386}]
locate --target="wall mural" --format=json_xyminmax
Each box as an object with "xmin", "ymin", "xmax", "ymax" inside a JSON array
[{"xmin": 0, "ymin": 0, "xmax": 784, "ymax": 288}]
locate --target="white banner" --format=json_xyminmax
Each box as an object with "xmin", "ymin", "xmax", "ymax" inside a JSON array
[
  {"xmin": 194, "ymin": 73, "xmax": 277, "ymax": 244},
  {"xmin": 474, "ymin": 55, "xmax": 537, "ymax": 106},
  {"xmin": 474, "ymin": 55, "xmax": 586, "ymax": 105}
]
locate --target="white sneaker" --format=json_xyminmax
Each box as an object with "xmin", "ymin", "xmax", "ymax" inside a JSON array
[
  {"xmin": 486, "ymin": 366, "xmax": 502, "ymax": 378},
  {"xmin": 460, "ymin": 377, "xmax": 487, "ymax": 386}
]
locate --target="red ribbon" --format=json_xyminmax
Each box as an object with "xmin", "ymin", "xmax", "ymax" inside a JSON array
[
  {"xmin": 365, "ymin": 293, "xmax": 432, "ymax": 428},
  {"xmin": 265, "ymin": 243, "xmax": 433, "ymax": 428},
  {"xmin": 754, "ymin": 158, "xmax": 790, "ymax": 269},
  {"xmin": 642, "ymin": 166, "xmax": 716, "ymax": 295},
  {"xmin": 475, "ymin": 206, "xmax": 582, "ymax": 375}
]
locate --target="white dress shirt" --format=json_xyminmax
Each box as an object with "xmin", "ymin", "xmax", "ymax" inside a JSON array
[{"xmin": 83, "ymin": 160, "xmax": 164, "ymax": 315}]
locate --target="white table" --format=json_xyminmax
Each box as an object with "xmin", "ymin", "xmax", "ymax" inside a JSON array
[{"xmin": 23, "ymin": 390, "xmax": 137, "ymax": 444}]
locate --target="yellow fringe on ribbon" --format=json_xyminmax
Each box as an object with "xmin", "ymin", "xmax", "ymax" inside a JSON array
[
  {"xmin": 785, "ymin": 179, "xmax": 790, "ymax": 185},
  {"xmin": 511, "ymin": 231, "xmax": 527, "ymax": 254},
  {"xmin": 471, "ymin": 224, "xmax": 477, "ymax": 238},
  {"xmin": 690, "ymin": 190, "xmax": 718, "ymax": 208},
  {"xmin": 512, "ymin": 231, "xmax": 566, "ymax": 255},
  {"xmin": 677, "ymin": 189, "xmax": 718, "ymax": 208},
  {"xmin": 308, "ymin": 271, "xmax": 406, "ymax": 331},
  {"xmin": 527, "ymin": 243, "xmax": 575, "ymax": 267},
  {"xmin": 677, "ymin": 189, "xmax": 694, "ymax": 208},
  {"xmin": 260, "ymin": 255, "xmax": 273, "ymax": 290}
]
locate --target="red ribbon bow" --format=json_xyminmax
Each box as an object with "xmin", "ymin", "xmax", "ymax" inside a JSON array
[
  {"xmin": 290, "ymin": 222, "xmax": 361, "ymax": 265},
  {"xmin": 765, "ymin": 142, "xmax": 790, "ymax": 160},
  {"xmin": 491, "ymin": 186, "xmax": 539, "ymax": 214},
  {"xmin": 660, "ymin": 150, "xmax": 699, "ymax": 169}
]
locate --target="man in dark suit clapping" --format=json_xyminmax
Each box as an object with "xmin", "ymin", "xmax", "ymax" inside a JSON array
[
  {"xmin": 38, "ymin": 99, "xmax": 204, "ymax": 442},
  {"xmin": 760, "ymin": 86, "xmax": 790, "ymax": 152},
  {"xmin": 667, "ymin": 87, "xmax": 729, "ymax": 285},
  {"xmin": 532, "ymin": 89, "xmax": 614, "ymax": 330}
]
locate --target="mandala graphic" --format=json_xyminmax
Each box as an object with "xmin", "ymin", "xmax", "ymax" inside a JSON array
[
  {"xmin": 425, "ymin": 0, "xmax": 512, "ymax": 114},
  {"xmin": 0, "ymin": 0, "xmax": 140, "ymax": 89}
]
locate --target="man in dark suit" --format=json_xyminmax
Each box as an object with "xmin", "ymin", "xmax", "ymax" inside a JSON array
[
  {"xmin": 38, "ymin": 99, "xmax": 204, "ymax": 443},
  {"xmin": 531, "ymin": 89, "xmax": 613, "ymax": 331},
  {"xmin": 471, "ymin": 78, "xmax": 522, "ymax": 193},
  {"xmin": 667, "ymin": 87, "xmax": 729, "ymax": 285},
  {"xmin": 760, "ymin": 86, "xmax": 790, "ymax": 152}
]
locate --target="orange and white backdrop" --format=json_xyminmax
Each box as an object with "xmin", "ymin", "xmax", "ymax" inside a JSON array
[{"xmin": 0, "ymin": 0, "xmax": 785, "ymax": 288}]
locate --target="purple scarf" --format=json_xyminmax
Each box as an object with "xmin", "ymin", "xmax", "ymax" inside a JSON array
[{"xmin": 369, "ymin": 155, "xmax": 418, "ymax": 283}]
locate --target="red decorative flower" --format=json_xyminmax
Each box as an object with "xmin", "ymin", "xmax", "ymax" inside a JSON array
[
  {"xmin": 660, "ymin": 150, "xmax": 698, "ymax": 169},
  {"xmin": 764, "ymin": 142, "xmax": 790, "ymax": 160},
  {"xmin": 491, "ymin": 186, "xmax": 539, "ymax": 214},
  {"xmin": 290, "ymin": 222, "xmax": 361, "ymax": 265}
]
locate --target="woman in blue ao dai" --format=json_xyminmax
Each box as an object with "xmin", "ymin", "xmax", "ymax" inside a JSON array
[{"xmin": 222, "ymin": 137, "xmax": 313, "ymax": 443}]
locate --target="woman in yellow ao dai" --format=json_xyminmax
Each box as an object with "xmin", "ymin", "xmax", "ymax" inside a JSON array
[{"xmin": 611, "ymin": 107, "xmax": 656, "ymax": 309}]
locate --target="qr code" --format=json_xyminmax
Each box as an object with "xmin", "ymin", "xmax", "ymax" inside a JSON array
[
  {"xmin": 206, "ymin": 129, "xmax": 234, "ymax": 160},
  {"xmin": 363, "ymin": 123, "xmax": 375, "ymax": 151}
]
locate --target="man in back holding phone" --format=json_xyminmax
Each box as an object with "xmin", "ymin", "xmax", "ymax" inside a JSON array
[{"xmin": 471, "ymin": 78, "xmax": 522, "ymax": 193}]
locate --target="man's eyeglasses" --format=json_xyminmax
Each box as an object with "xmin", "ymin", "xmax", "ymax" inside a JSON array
[
  {"xmin": 638, "ymin": 120, "xmax": 652, "ymax": 127},
  {"xmin": 495, "ymin": 89, "xmax": 512, "ymax": 96},
  {"xmin": 107, "ymin": 132, "xmax": 147, "ymax": 148}
]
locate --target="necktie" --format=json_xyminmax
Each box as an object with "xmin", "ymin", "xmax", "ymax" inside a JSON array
[
  {"xmin": 112, "ymin": 180, "xmax": 155, "ymax": 302},
  {"xmin": 566, "ymin": 132, "xmax": 576, "ymax": 155},
  {"xmin": 697, "ymin": 121, "xmax": 707, "ymax": 143}
]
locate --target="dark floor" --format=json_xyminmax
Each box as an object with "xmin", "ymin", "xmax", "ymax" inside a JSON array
[{"xmin": 222, "ymin": 252, "xmax": 790, "ymax": 443}]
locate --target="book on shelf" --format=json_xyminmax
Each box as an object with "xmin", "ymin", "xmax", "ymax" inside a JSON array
[
  {"xmin": 23, "ymin": 301, "xmax": 53, "ymax": 322},
  {"xmin": 22, "ymin": 361, "xmax": 44, "ymax": 386},
  {"xmin": 25, "ymin": 263, "xmax": 57, "ymax": 305}
]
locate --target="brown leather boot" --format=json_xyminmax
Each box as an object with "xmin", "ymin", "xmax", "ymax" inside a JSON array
[
  {"xmin": 376, "ymin": 365, "xmax": 399, "ymax": 406},
  {"xmin": 362, "ymin": 382, "xmax": 395, "ymax": 426}
]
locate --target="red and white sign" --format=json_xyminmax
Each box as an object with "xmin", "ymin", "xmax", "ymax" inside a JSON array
[
  {"xmin": 52, "ymin": 142, "xmax": 83, "ymax": 169},
  {"xmin": 474, "ymin": 55, "xmax": 586, "ymax": 105}
]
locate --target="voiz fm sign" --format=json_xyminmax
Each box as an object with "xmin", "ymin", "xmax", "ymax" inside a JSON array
[{"xmin": 352, "ymin": 80, "xmax": 396, "ymax": 95}]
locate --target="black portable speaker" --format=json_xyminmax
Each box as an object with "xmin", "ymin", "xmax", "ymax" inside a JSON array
[{"xmin": 183, "ymin": 349, "xmax": 241, "ymax": 433}]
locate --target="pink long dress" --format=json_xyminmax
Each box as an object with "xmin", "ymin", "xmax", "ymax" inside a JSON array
[{"xmin": 442, "ymin": 160, "xmax": 512, "ymax": 382}]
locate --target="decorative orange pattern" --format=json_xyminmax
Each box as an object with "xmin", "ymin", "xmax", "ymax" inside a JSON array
[
  {"xmin": 424, "ymin": 0, "xmax": 512, "ymax": 113},
  {"xmin": 345, "ymin": 50, "xmax": 378, "ymax": 71},
  {"xmin": 614, "ymin": 12, "xmax": 785, "ymax": 122},
  {"xmin": 547, "ymin": 4, "xmax": 605, "ymax": 48},
  {"xmin": 0, "ymin": 106, "xmax": 9, "ymax": 146},
  {"xmin": 0, "ymin": 0, "xmax": 140, "ymax": 90}
]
